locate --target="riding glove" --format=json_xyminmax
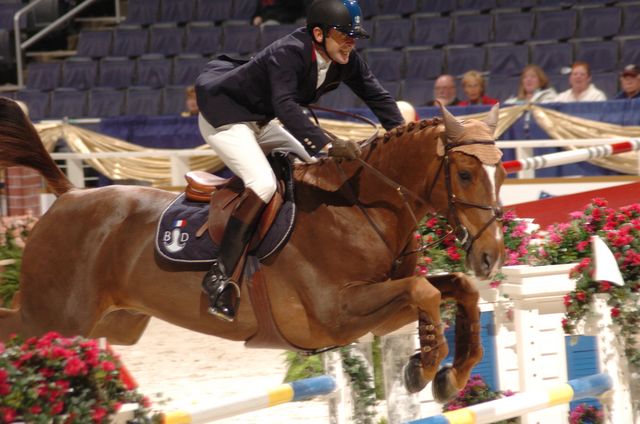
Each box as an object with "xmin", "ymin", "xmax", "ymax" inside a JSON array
[{"xmin": 329, "ymin": 138, "xmax": 362, "ymax": 160}]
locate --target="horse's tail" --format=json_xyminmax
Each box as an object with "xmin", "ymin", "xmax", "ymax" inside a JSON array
[{"xmin": 0, "ymin": 98, "xmax": 74, "ymax": 196}]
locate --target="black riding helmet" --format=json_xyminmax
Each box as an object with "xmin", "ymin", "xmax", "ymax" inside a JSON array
[{"xmin": 306, "ymin": 0, "xmax": 369, "ymax": 39}]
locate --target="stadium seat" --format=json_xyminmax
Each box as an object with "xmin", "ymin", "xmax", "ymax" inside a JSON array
[
  {"xmin": 76, "ymin": 29, "xmax": 113, "ymax": 58},
  {"xmin": 230, "ymin": 0, "xmax": 258, "ymax": 20},
  {"xmin": 162, "ymin": 85, "xmax": 188, "ymax": 115},
  {"xmin": 358, "ymin": 0, "xmax": 380, "ymax": 19},
  {"xmin": 196, "ymin": 0, "xmax": 232, "ymax": 22},
  {"xmin": 15, "ymin": 89, "xmax": 50, "ymax": 121},
  {"xmin": 159, "ymin": 0, "xmax": 196, "ymax": 23},
  {"xmin": 445, "ymin": 46, "xmax": 486, "ymax": 77},
  {"xmin": 363, "ymin": 48, "xmax": 403, "ymax": 82},
  {"xmin": 125, "ymin": 0, "xmax": 160, "ymax": 25},
  {"xmin": 576, "ymin": 6, "xmax": 621, "ymax": 39},
  {"xmin": 457, "ymin": 0, "xmax": 497, "ymax": 12},
  {"xmin": 184, "ymin": 22, "xmax": 220, "ymax": 55},
  {"xmin": 536, "ymin": 0, "xmax": 573, "ymax": 6},
  {"xmin": 0, "ymin": 3, "xmax": 26, "ymax": 29},
  {"xmin": 573, "ymin": 40, "xmax": 618, "ymax": 73},
  {"xmin": 416, "ymin": 0, "xmax": 456, "ymax": 14},
  {"xmin": 496, "ymin": 0, "xmax": 536, "ymax": 7},
  {"xmin": 112, "ymin": 25, "xmax": 149, "ymax": 57},
  {"xmin": 381, "ymin": 80, "xmax": 401, "ymax": 100},
  {"xmin": 148, "ymin": 23, "xmax": 184, "ymax": 56},
  {"xmin": 411, "ymin": 14, "xmax": 451, "ymax": 47},
  {"xmin": 400, "ymin": 79, "xmax": 434, "ymax": 107},
  {"xmin": 25, "ymin": 61, "xmax": 62, "ymax": 91},
  {"xmin": 62, "ymin": 57, "xmax": 98, "ymax": 90},
  {"xmin": 533, "ymin": 9, "xmax": 577, "ymax": 41},
  {"xmin": 49, "ymin": 88, "xmax": 88, "ymax": 119},
  {"xmin": 136, "ymin": 54, "xmax": 173, "ymax": 88},
  {"xmin": 621, "ymin": 4, "xmax": 640, "ymax": 35},
  {"xmin": 403, "ymin": 47, "xmax": 444, "ymax": 80},
  {"xmin": 452, "ymin": 14, "xmax": 492, "ymax": 45},
  {"xmin": 530, "ymin": 42, "xmax": 574, "ymax": 76},
  {"xmin": 493, "ymin": 11, "xmax": 534, "ymax": 43},
  {"xmin": 487, "ymin": 44, "xmax": 529, "ymax": 77},
  {"xmin": 548, "ymin": 74, "xmax": 569, "ymax": 92},
  {"xmin": 126, "ymin": 86, "xmax": 163, "ymax": 116},
  {"xmin": 379, "ymin": 0, "xmax": 417, "ymax": 15},
  {"xmin": 88, "ymin": 87, "xmax": 125, "ymax": 118},
  {"xmin": 220, "ymin": 21, "xmax": 259, "ymax": 55},
  {"xmin": 173, "ymin": 54, "xmax": 209, "ymax": 85},
  {"xmin": 0, "ymin": 29, "xmax": 11, "ymax": 64},
  {"xmin": 485, "ymin": 76, "xmax": 520, "ymax": 103},
  {"xmin": 371, "ymin": 15, "xmax": 411, "ymax": 49},
  {"xmin": 316, "ymin": 84, "xmax": 362, "ymax": 109},
  {"xmin": 260, "ymin": 24, "xmax": 297, "ymax": 49},
  {"xmin": 98, "ymin": 56, "xmax": 136, "ymax": 88},
  {"xmin": 591, "ymin": 72, "xmax": 618, "ymax": 99},
  {"xmin": 620, "ymin": 38, "xmax": 640, "ymax": 70}
]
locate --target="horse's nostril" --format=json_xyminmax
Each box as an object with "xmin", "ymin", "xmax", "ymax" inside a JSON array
[{"xmin": 482, "ymin": 252, "xmax": 493, "ymax": 272}]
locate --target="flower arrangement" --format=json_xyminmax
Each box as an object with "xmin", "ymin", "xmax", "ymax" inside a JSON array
[
  {"xmin": 569, "ymin": 403, "xmax": 604, "ymax": 424},
  {"xmin": 442, "ymin": 374, "xmax": 516, "ymax": 423},
  {"xmin": 0, "ymin": 331, "xmax": 159, "ymax": 423}
]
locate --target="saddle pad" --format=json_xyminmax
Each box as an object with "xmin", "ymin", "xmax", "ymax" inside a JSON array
[{"xmin": 155, "ymin": 193, "xmax": 295, "ymax": 264}]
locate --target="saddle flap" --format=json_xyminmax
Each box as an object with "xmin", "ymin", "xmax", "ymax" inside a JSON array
[{"xmin": 185, "ymin": 171, "xmax": 231, "ymax": 202}]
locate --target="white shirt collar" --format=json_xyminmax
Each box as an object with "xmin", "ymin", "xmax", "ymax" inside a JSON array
[{"xmin": 315, "ymin": 46, "xmax": 332, "ymax": 88}]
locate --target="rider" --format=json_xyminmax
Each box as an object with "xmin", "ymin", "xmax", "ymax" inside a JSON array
[{"xmin": 195, "ymin": 0, "xmax": 404, "ymax": 322}]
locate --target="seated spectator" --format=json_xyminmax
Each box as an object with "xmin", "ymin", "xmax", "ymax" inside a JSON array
[
  {"xmin": 181, "ymin": 86, "xmax": 199, "ymax": 117},
  {"xmin": 554, "ymin": 61, "xmax": 606, "ymax": 102},
  {"xmin": 457, "ymin": 71, "xmax": 498, "ymax": 106},
  {"xmin": 252, "ymin": 0, "xmax": 310, "ymax": 26},
  {"xmin": 427, "ymin": 74, "xmax": 459, "ymax": 106},
  {"xmin": 615, "ymin": 64, "xmax": 640, "ymax": 100},
  {"xmin": 504, "ymin": 65, "xmax": 557, "ymax": 105}
]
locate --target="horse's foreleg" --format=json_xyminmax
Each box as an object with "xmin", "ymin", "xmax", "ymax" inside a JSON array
[{"xmin": 427, "ymin": 273, "xmax": 483, "ymax": 402}]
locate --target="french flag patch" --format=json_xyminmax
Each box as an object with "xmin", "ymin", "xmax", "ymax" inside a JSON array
[{"xmin": 172, "ymin": 219, "xmax": 187, "ymax": 228}]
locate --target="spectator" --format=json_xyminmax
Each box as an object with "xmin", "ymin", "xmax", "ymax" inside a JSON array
[
  {"xmin": 504, "ymin": 65, "xmax": 557, "ymax": 105},
  {"xmin": 457, "ymin": 71, "xmax": 498, "ymax": 106},
  {"xmin": 427, "ymin": 74, "xmax": 459, "ymax": 106},
  {"xmin": 181, "ymin": 86, "xmax": 199, "ymax": 117},
  {"xmin": 554, "ymin": 61, "xmax": 606, "ymax": 102},
  {"xmin": 252, "ymin": 0, "xmax": 310, "ymax": 26},
  {"xmin": 615, "ymin": 64, "xmax": 640, "ymax": 100}
]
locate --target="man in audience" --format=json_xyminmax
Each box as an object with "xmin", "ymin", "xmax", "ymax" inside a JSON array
[
  {"xmin": 615, "ymin": 64, "xmax": 640, "ymax": 100},
  {"xmin": 555, "ymin": 61, "xmax": 606, "ymax": 102},
  {"xmin": 427, "ymin": 74, "xmax": 459, "ymax": 106}
]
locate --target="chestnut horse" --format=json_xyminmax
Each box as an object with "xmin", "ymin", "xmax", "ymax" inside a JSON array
[{"xmin": 0, "ymin": 98, "xmax": 505, "ymax": 401}]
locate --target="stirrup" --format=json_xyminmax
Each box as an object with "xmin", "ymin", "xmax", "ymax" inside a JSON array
[{"xmin": 207, "ymin": 280, "xmax": 241, "ymax": 322}]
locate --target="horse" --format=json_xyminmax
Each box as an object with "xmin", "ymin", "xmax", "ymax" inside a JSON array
[{"xmin": 0, "ymin": 97, "xmax": 505, "ymax": 402}]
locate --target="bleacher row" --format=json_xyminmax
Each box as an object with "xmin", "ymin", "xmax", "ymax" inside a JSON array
[{"xmin": 7, "ymin": 0, "xmax": 640, "ymax": 120}]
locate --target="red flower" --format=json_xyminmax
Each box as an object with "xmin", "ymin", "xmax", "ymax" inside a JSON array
[
  {"xmin": 611, "ymin": 307, "xmax": 621, "ymax": 318},
  {"xmin": 64, "ymin": 356, "xmax": 87, "ymax": 376},
  {"xmin": 92, "ymin": 406, "xmax": 108, "ymax": 423},
  {"xmin": 51, "ymin": 401, "xmax": 65, "ymax": 415},
  {"xmin": 1, "ymin": 407, "xmax": 17, "ymax": 423},
  {"xmin": 599, "ymin": 281, "xmax": 612, "ymax": 292},
  {"xmin": 575, "ymin": 291, "xmax": 587, "ymax": 302},
  {"xmin": 563, "ymin": 295, "xmax": 572, "ymax": 306}
]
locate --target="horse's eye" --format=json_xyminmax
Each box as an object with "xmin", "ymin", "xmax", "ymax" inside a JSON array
[{"xmin": 458, "ymin": 170, "xmax": 472, "ymax": 181}]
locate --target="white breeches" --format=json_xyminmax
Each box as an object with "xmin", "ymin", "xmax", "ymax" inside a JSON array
[{"xmin": 198, "ymin": 114, "xmax": 315, "ymax": 203}]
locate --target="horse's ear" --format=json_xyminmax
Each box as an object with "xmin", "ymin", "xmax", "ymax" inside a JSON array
[
  {"xmin": 482, "ymin": 103, "xmax": 500, "ymax": 136},
  {"xmin": 436, "ymin": 100, "xmax": 464, "ymax": 143}
]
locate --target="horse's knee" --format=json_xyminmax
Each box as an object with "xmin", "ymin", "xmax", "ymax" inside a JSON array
[{"xmin": 410, "ymin": 277, "xmax": 441, "ymax": 306}]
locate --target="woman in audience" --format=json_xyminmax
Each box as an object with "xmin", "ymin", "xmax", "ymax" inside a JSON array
[
  {"xmin": 457, "ymin": 71, "xmax": 498, "ymax": 106},
  {"xmin": 554, "ymin": 61, "xmax": 606, "ymax": 102},
  {"xmin": 504, "ymin": 65, "xmax": 557, "ymax": 104}
]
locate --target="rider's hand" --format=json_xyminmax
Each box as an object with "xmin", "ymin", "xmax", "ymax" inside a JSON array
[{"xmin": 328, "ymin": 138, "xmax": 361, "ymax": 160}]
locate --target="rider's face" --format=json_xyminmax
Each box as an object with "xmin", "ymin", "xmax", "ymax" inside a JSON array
[{"xmin": 324, "ymin": 28, "xmax": 355, "ymax": 64}]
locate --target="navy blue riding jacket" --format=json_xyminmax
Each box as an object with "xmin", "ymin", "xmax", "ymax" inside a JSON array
[{"xmin": 195, "ymin": 28, "xmax": 404, "ymax": 155}]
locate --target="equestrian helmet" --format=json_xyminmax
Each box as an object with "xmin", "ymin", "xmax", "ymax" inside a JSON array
[{"xmin": 306, "ymin": 0, "xmax": 369, "ymax": 39}]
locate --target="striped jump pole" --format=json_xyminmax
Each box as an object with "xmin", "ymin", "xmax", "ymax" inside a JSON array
[
  {"xmin": 406, "ymin": 373, "xmax": 612, "ymax": 424},
  {"xmin": 502, "ymin": 138, "xmax": 640, "ymax": 174},
  {"xmin": 161, "ymin": 375, "xmax": 336, "ymax": 423}
]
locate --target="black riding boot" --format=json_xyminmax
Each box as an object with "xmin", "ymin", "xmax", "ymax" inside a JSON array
[{"xmin": 202, "ymin": 189, "xmax": 266, "ymax": 321}]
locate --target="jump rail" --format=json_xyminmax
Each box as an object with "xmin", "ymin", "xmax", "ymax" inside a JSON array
[
  {"xmin": 406, "ymin": 373, "xmax": 612, "ymax": 424},
  {"xmin": 160, "ymin": 375, "xmax": 336, "ymax": 423}
]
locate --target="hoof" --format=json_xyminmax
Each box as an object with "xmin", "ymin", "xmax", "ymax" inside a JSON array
[
  {"xmin": 432, "ymin": 365, "xmax": 458, "ymax": 403},
  {"xmin": 403, "ymin": 353, "xmax": 428, "ymax": 394}
]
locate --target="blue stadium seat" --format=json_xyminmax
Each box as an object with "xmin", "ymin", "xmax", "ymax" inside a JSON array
[
  {"xmin": 363, "ymin": 48, "xmax": 403, "ymax": 82},
  {"xmin": 125, "ymin": 0, "xmax": 160, "ymax": 25},
  {"xmin": 49, "ymin": 88, "xmax": 88, "ymax": 119},
  {"xmin": 112, "ymin": 25, "xmax": 149, "ymax": 57},
  {"xmin": 358, "ymin": 0, "xmax": 380, "ymax": 19},
  {"xmin": 26, "ymin": 61, "xmax": 62, "ymax": 91},
  {"xmin": 621, "ymin": 4, "xmax": 640, "ymax": 35},
  {"xmin": 548, "ymin": 74, "xmax": 569, "ymax": 92},
  {"xmin": 317, "ymin": 84, "xmax": 363, "ymax": 109},
  {"xmin": 0, "ymin": 29, "xmax": 11, "ymax": 64},
  {"xmin": 76, "ymin": 29, "xmax": 113, "ymax": 58},
  {"xmin": 260, "ymin": 24, "xmax": 297, "ymax": 49},
  {"xmin": 0, "ymin": 3, "xmax": 26, "ymax": 29},
  {"xmin": 126, "ymin": 86, "xmax": 163, "ymax": 115},
  {"xmin": 493, "ymin": 11, "xmax": 534, "ymax": 43},
  {"xmin": 536, "ymin": 0, "xmax": 573, "ymax": 6},
  {"xmin": 485, "ymin": 76, "xmax": 520, "ymax": 103},
  {"xmin": 445, "ymin": 46, "xmax": 486, "ymax": 77},
  {"xmin": 62, "ymin": 57, "xmax": 98, "ymax": 90},
  {"xmin": 416, "ymin": 0, "xmax": 456, "ymax": 14},
  {"xmin": 457, "ymin": 0, "xmax": 497, "ymax": 11},
  {"xmin": 411, "ymin": 14, "xmax": 451, "ymax": 47},
  {"xmin": 98, "ymin": 56, "xmax": 136, "ymax": 88},
  {"xmin": 162, "ymin": 85, "xmax": 188, "ymax": 115},
  {"xmin": 355, "ymin": 19, "xmax": 373, "ymax": 50},
  {"xmin": 159, "ymin": 0, "xmax": 196, "ymax": 23},
  {"xmin": 173, "ymin": 54, "xmax": 209, "ymax": 85},
  {"xmin": 371, "ymin": 15, "xmax": 411, "ymax": 49},
  {"xmin": 379, "ymin": 0, "xmax": 417, "ymax": 15},
  {"xmin": 577, "ymin": 6, "xmax": 621, "ymax": 39},
  {"xmin": 487, "ymin": 44, "xmax": 529, "ymax": 77},
  {"xmin": 381, "ymin": 80, "xmax": 401, "ymax": 100},
  {"xmin": 15, "ymin": 89, "xmax": 50, "ymax": 121},
  {"xmin": 231, "ymin": 0, "xmax": 257, "ymax": 20},
  {"xmin": 148, "ymin": 23, "xmax": 184, "ymax": 56},
  {"xmin": 136, "ymin": 54, "xmax": 173, "ymax": 88},
  {"xmin": 88, "ymin": 87, "xmax": 125, "ymax": 117},
  {"xmin": 220, "ymin": 21, "xmax": 259, "ymax": 55},
  {"xmin": 403, "ymin": 47, "xmax": 444, "ymax": 80},
  {"xmin": 452, "ymin": 14, "xmax": 492, "ymax": 45},
  {"xmin": 573, "ymin": 40, "xmax": 618, "ymax": 73},
  {"xmin": 620, "ymin": 38, "xmax": 640, "ymax": 70},
  {"xmin": 195, "ymin": 0, "xmax": 232, "ymax": 23},
  {"xmin": 530, "ymin": 42, "xmax": 574, "ymax": 76},
  {"xmin": 496, "ymin": 0, "xmax": 535, "ymax": 7},
  {"xmin": 591, "ymin": 73, "xmax": 617, "ymax": 99},
  {"xmin": 533, "ymin": 9, "xmax": 577, "ymax": 41},
  {"xmin": 400, "ymin": 79, "xmax": 434, "ymax": 107},
  {"xmin": 184, "ymin": 22, "xmax": 220, "ymax": 55}
]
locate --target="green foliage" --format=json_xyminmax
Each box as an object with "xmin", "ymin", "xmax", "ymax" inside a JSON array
[
  {"xmin": 282, "ymin": 351, "xmax": 324, "ymax": 382},
  {"xmin": 340, "ymin": 346, "xmax": 377, "ymax": 424}
]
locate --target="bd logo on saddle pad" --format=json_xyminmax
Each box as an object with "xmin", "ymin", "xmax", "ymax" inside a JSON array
[{"xmin": 163, "ymin": 219, "xmax": 190, "ymax": 253}]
